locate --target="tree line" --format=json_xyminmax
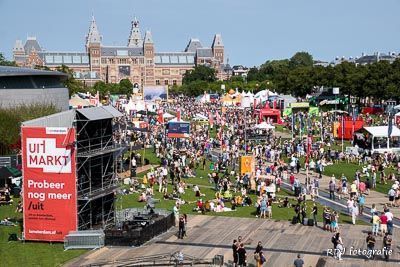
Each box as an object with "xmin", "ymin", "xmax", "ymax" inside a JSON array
[{"xmin": 174, "ymin": 52, "xmax": 400, "ymax": 100}]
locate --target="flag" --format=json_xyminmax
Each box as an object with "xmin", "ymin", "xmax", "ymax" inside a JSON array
[
  {"xmin": 341, "ymin": 115, "xmax": 345, "ymax": 137},
  {"xmin": 388, "ymin": 113, "xmax": 393, "ymax": 138},
  {"xmin": 216, "ymin": 110, "xmax": 221, "ymax": 125},
  {"xmin": 157, "ymin": 109, "xmax": 164, "ymax": 124},
  {"xmin": 208, "ymin": 111, "xmax": 214, "ymax": 127},
  {"xmin": 273, "ymin": 99, "xmax": 277, "ymax": 109},
  {"xmin": 177, "ymin": 108, "xmax": 181, "ymax": 121}
]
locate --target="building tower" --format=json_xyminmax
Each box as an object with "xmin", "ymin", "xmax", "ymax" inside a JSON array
[
  {"xmin": 13, "ymin": 39, "xmax": 25, "ymax": 65},
  {"xmin": 128, "ymin": 17, "xmax": 143, "ymax": 47},
  {"xmin": 86, "ymin": 15, "xmax": 102, "ymax": 84},
  {"xmin": 211, "ymin": 34, "xmax": 224, "ymax": 64},
  {"xmin": 143, "ymin": 30, "xmax": 155, "ymax": 86}
]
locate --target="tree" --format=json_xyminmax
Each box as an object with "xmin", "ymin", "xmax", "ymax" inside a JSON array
[
  {"xmin": 289, "ymin": 52, "xmax": 313, "ymax": 69},
  {"xmin": 56, "ymin": 65, "xmax": 84, "ymax": 96},
  {"xmin": 182, "ymin": 65, "xmax": 216, "ymax": 84},
  {"xmin": 118, "ymin": 79, "xmax": 133, "ymax": 95},
  {"xmin": 0, "ymin": 53, "xmax": 17, "ymax": 66}
]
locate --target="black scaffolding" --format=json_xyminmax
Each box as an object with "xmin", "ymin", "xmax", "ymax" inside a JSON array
[{"xmin": 75, "ymin": 107, "xmax": 125, "ymax": 230}]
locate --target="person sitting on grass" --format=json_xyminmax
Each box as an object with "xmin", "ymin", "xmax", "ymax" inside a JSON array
[
  {"xmin": 278, "ymin": 197, "xmax": 290, "ymax": 208},
  {"xmin": 223, "ymin": 190, "xmax": 233, "ymax": 201},
  {"xmin": 193, "ymin": 185, "xmax": 205, "ymax": 197}
]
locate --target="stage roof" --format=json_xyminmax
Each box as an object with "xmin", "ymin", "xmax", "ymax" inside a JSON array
[{"xmin": 22, "ymin": 106, "xmax": 123, "ymax": 127}]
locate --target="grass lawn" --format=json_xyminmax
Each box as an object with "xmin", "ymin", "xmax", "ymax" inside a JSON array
[
  {"xmin": 118, "ymin": 161, "xmax": 366, "ymax": 226},
  {"xmin": 323, "ymin": 161, "xmax": 395, "ymax": 194},
  {"xmin": 0, "ymin": 200, "xmax": 86, "ymax": 267}
]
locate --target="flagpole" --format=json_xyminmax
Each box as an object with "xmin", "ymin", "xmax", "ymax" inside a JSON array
[{"xmin": 341, "ymin": 115, "xmax": 344, "ymax": 153}]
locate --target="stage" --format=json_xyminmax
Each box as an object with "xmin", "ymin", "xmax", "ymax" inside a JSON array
[{"xmin": 66, "ymin": 215, "xmax": 400, "ymax": 267}]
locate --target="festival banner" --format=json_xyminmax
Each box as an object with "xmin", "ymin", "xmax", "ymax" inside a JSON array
[
  {"xmin": 240, "ymin": 156, "xmax": 255, "ymax": 175},
  {"xmin": 22, "ymin": 127, "xmax": 77, "ymax": 242}
]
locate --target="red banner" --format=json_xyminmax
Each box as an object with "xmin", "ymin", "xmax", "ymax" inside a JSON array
[{"xmin": 22, "ymin": 127, "xmax": 77, "ymax": 242}]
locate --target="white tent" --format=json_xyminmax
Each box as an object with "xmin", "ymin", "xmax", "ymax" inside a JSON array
[
  {"xmin": 254, "ymin": 122, "xmax": 275, "ymax": 130},
  {"xmin": 193, "ymin": 113, "xmax": 208, "ymax": 121},
  {"xmin": 168, "ymin": 118, "xmax": 189, "ymax": 123},
  {"xmin": 163, "ymin": 112, "xmax": 175, "ymax": 119},
  {"xmin": 241, "ymin": 92, "xmax": 254, "ymax": 108},
  {"xmin": 362, "ymin": 126, "xmax": 400, "ymax": 153},
  {"xmin": 69, "ymin": 95, "xmax": 90, "ymax": 108}
]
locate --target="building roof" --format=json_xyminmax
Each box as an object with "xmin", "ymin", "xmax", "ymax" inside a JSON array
[
  {"xmin": 38, "ymin": 52, "xmax": 89, "ymax": 66},
  {"xmin": 184, "ymin": 38, "xmax": 202, "ymax": 52},
  {"xmin": 127, "ymin": 17, "xmax": 143, "ymax": 47},
  {"xmin": 0, "ymin": 66, "xmax": 67, "ymax": 78},
  {"xmin": 13, "ymin": 40, "xmax": 24, "ymax": 52},
  {"xmin": 211, "ymin": 34, "xmax": 223, "ymax": 47},
  {"xmin": 24, "ymin": 37, "xmax": 42, "ymax": 54},
  {"xmin": 101, "ymin": 46, "xmax": 143, "ymax": 57},
  {"xmin": 196, "ymin": 48, "xmax": 213, "ymax": 58},
  {"xmin": 86, "ymin": 15, "xmax": 102, "ymax": 45},
  {"xmin": 154, "ymin": 52, "xmax": 195, "ymax": 65},
  {"xmin": 144, "ymin": 30, "xmax": 153, "ymax": 44}
]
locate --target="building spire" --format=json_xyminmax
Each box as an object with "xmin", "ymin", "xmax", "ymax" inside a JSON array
[
  {"xmin": 128, "ymin": 17, "xmax": 143, "ymax": 47},
  {"xmin": 212, "ymin": 34, "xmax": 223, "ymax": 48},
  {"xmin": 144, "ymin": 30, "xmax": 153, "ymax": 44},
  {"xmin": 86, "ymin": 15, "xmax": 102, "ymax": 47}
]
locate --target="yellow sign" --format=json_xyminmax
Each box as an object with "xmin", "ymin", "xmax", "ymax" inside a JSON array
[{"xmin": 240, "ymin": 156, "xmax": 255, "ymax": 175}]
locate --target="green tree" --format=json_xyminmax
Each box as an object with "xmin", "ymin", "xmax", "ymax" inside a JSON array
[
  {"xmin": 0, "ymin": 53, "xmax": 17, "ymax": 66},
  {"xmin": 0, "ymin": 104, "xmax": 58, "ymax": 155},
  {"xmin": 182, "ymin": 65, "xmax": 216, "ymax": 84},
  {"xmin": 118, "ymin": 79, "xmax": 133, "ymax": 95},
  {"xmin": 55, "ymin": 64, "xmax": 84, "ymax": 96},
  {"xmin": 289, "ymin": 52, "xmax": 313, "ymax": 69}
]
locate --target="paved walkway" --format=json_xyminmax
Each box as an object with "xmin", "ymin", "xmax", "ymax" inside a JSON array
[
  {"xmin": 294, "ymin": 168, "xmax": 400, "ymax": 218},
  {"xmin": 66, "ymin": 215, "xmax": 400, "ymax": 267},
  {"xmin": 118, "ymin": 164, "xmax": 158, "ymax": 179}
]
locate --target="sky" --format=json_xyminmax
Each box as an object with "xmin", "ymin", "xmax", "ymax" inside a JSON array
[{"xmin": 1, "ymin": 0, "xmax": 399, "ymax": 67}]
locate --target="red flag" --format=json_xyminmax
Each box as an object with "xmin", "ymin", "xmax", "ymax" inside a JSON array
[
  {"xmin": 157, "ymin": 109, "xmax": 164, "ymax": 124},
  {"xmin": 209, "ymin": 111, "xmax": 214, "ymax": 127},
  {"xmin": 216, "ymin": 111, "xmax": 221, "ymax": 125},
  {"xmin": 177, "ymin": 108, "xmax": 181, "ymax": 121},
  {"xmin": 273, "ymin": 100, "xmax": 277, "ymax": 109}
]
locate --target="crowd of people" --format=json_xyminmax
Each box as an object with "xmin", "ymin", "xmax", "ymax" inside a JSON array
[{"xmin": 111, "ymin": 95, "xmax": 400, "ymax": 264}]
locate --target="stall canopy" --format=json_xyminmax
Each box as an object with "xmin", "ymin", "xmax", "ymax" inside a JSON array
[
  {"xmin": 254, "ymin": 122, "xmax": 275, "ymax": 130},
  {"xmin": 363, "ymin": 126, "xmax": 400, "ymax": 137},
  {"xmin": 69, "ymin": 95, "xmax": 91, "ymax": 109}
]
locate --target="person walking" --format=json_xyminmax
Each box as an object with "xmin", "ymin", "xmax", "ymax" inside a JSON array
[
  {"xmin": 385, "ymin": 209, "xmax": 394, "ymax": 235},
  {"xmin": 329, "ymin": 180, "xmax": 336, "ymax": 200},
  {"xmin": 178, "ymin": 215, "xmax": 185, "ymax": 239},
  {"xmin": 351, "ymin": 203, "xmax": 358, "ymax": 225},
  {"xmin": 366, "ymin": 232, "xmax": 376, "ymax": 260},
  {"xmin": 371, "ymin": 212, "xmax": 380, "ymax": 236},
  {"xmin": 237, "ymin": 243, "xmax": 247, "ymax": 267},
  {"xmin": 383, "ymin": 232, "xmax": 392, "ymax": 262},
  {"xmin": 311, "ymin": 203, "xmax": 318, "ymax": 226},
  {"xmin": 232, "ymin": 239, "xmax": 239, "ymax": 267},
  {"xmin": 358, "ymin": 194, "xmax": 365, "ymax": 215},
  {"xmin": 293, "ymin": 254, "xmax": 304, "ymax": 267}
]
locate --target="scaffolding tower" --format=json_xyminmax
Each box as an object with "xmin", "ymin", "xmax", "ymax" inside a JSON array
[{"xmin": 75, "ymin": 107, "xmax": 125, "ymax": 230}]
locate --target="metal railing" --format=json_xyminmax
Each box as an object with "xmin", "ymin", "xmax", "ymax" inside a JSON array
[{"xmin": 64, "ymin": 230, "xmax": 105, "ymax": 250}]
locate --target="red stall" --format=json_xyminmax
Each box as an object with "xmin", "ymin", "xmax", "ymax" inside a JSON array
[
  {"xmin": 337, "ymin": 116, "xmax": 364, "ymax": 140},
  {"xmin": 256, "ymin": 108, "xmax": 282, "ymax": 124}
]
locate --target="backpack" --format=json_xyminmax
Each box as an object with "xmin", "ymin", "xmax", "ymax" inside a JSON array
[
  {"xmin": 331, "ymin": 236, "xmax": 337, "ymax": 245},
  {"xmin": 260, "ymin": 255, "xmax": 266, "ymax": 263}
]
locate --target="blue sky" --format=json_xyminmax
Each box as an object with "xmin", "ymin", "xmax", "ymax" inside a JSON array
[{"xmin": 1, "ymin": 0, "xmax": 399, "ymax": 66}]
